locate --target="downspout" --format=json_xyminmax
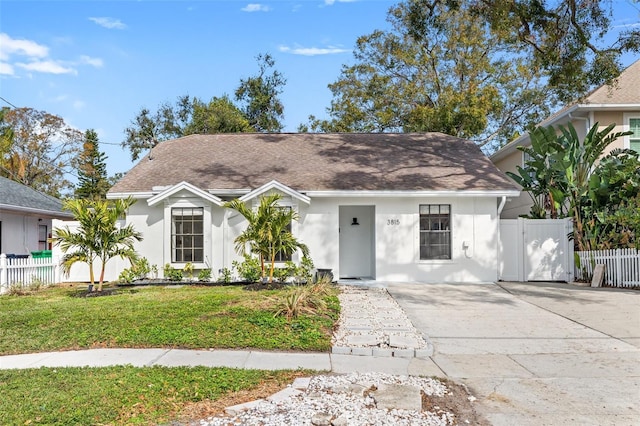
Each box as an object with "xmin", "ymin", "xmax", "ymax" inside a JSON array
[
  {"xmin": 497, "ymin": 196, "xmax": 507, "ymax": 216},
  {"xmin": 568, "ymin": 112, "xmax": 590, "ymax": 135}
]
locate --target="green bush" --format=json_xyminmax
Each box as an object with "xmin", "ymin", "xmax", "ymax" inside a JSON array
[
  {"xmin": 296, "ymin": 256, "xmax": 315, "ymax": 284},
  {"xmin": 163, "ymin": 264, "xmax": 183, "ymax": 281},
  {"xmin": 197, "ymin": 268, "xmax": 212, "ymax": 282},
  {"xmin": 232, "ymin": 254, "xmax": 261, "ymax": 282},
  {"xmin": 217, "ymin": 267, "xmax": 232, "ymax": 283},
  {"xmin": 118, "ymin": 258, "xmax": 153, "ymax": 283}
]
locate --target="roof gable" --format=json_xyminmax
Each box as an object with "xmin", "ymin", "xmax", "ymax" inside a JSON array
[
  {"xmin": 110, "ymin": 133, "xmax": 518, "ymax": 195},
  {"xmin": 239, "ymin": 180, "xmax": 311, "ymax": 204},
  {"xmin": 147, "ymin": 181, "xmax": 223, "ymax": 207}
]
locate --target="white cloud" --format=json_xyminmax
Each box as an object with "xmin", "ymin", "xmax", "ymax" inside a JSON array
[
  {"xmin": 79, "ymin": 55, "xmax": 104, "ymax": 68},
  {"xmin": 73, "ymin": 100, "xmax": 86, "ymax": 110},
  {"xmin": 0, "ymin": 33, "xmax": 48, "ymax": 61},
  {"xmin": 16, "ymin": 60, "xmax": 77, "ymax": 75},
  {"xmin": 279, "ymin": 45, "xmax": 350, "ymax": 56},
  {"xmin": 241, "ymin": 3, "xmax": 271, "ymax": 12},
  {"xmin": 0, "ymin": 62, "xmax": 14, "ymax": 75},
  {"xmin": 324, "ymin": 0, "xmax": 356, "ymax": 5},
  {"xmin": 613, "ymin": 22, "xmax": 640, "ymax": 29},
  {"xmin": 89, "ymin": 17, "xmax": 127, "ymax": 30}
]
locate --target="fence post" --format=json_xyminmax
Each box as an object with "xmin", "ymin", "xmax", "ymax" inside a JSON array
[
  {"xmin": 53, "ymin": 255, "xmax": 61, "ymax": 285},
  {"xmin": 615, "ymin": 248, "xmax": 621, "ymax": 287},
  {"xmin": 0, "ymin": 253, "xmax": 6, "ymax": 293}
]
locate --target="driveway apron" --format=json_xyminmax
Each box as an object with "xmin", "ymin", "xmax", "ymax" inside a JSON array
[{"xmin": 387, "ymin": 282, "xmax": 640, "ymax": 426}]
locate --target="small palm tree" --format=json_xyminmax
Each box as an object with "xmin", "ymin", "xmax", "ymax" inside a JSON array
[
  {"xmin": 225, "ymin": 194, "xmax": 309, "ymax": 283},
  {"xmin": 53, "ymin": 197, "xmax": 143, "ymax": 291}
]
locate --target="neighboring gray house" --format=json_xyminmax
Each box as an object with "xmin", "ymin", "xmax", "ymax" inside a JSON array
[
  {"xmin": 0, "ymin": 176, "xmax": 72, "ymax": 256},
  {"xmin": 107, "ymin": 133, "xmax": 519, "ymax": 283}
]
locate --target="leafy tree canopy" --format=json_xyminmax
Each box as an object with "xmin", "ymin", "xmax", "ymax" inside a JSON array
[
  {"xmin": 235, "ymin": 53, "xmax": 286, "ymax": 133},
  {"xmin": 123, "ymin": 53, "xmax": 285, "ymax": 161},
  {"xmin": 301, "ymin": 0, "xmax": 555, "ymax": 150},
  {"xmin": 0, "ymin": 107, "xmax": 82, "ymax": 197},
  {"xmin": 464, "ymin": 0, "xmax": 640, "ymax": 101}
]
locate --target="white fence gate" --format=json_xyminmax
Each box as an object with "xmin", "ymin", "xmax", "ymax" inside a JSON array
[{"xmin": 499, "ymin": 218, "xmax": 574, "ymax": 282}]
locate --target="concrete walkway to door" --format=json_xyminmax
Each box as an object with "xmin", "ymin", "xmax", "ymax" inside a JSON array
[{"xmin": 387, "ymin": 281, "xmax": 640, "ymax": 426}]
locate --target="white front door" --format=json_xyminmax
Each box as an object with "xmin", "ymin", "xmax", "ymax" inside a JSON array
[{"xmin": 339, "ymin": 206, "xmax": 375, "ymax": 278}]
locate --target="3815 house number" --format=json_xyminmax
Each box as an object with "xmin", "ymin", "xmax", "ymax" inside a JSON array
[{"xmin": 387, "ymin": 219, "xmax": 400, "ymax": 226}]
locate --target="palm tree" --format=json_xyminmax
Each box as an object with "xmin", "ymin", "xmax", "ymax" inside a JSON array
[
  {"xmin": 53, "ymin": 197, "xmax": 143, "ymax": 291},
  {"xmin": 225, "ymin": 194, "xmax": 309, "ymax": 283}
]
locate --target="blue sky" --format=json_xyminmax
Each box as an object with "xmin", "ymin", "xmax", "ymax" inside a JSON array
[{"xmin": 1, "ymin": 0, "xmax": 639, "ymax": 181}]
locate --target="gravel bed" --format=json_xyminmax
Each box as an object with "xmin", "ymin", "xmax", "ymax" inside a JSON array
[
  {"xmin": 332, "ymin": 285, "xmax": 430, "ymax": 350},
  {"xmin": 198, "ymin": 373, "xmax": 456, "ymax": 426}
]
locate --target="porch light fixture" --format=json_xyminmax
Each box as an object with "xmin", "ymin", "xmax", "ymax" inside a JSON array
[{"xmin": 351, "ymin": 217, "xmax": 359, "ymax": 226}]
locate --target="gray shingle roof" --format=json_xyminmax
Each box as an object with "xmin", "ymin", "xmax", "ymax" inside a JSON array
[
  {"xmin": 110, "ymin": 133, "xmax": 518, "ymax": 194},
  {"xmin": 0, "ymin": 176, "xmax": 69, "ymax": 217}
]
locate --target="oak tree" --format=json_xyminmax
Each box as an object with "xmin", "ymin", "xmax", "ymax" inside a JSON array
[
  {"xmin": 0, "ymin": 107, "xmax": 82, "ymax": 196},
  {"xmin": 302, "ymin": 0, "xmax": 554, "ymax": 150}
]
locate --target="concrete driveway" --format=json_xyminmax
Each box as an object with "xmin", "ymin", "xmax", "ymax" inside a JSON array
[{"xmin": 387, "ymin": 282, "xmax": 640, "ymax": 425}]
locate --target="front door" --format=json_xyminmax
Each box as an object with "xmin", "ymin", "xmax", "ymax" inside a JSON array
[{"xmin": 339, "ymin": 206, "xmax": 375, "ymax": 279}]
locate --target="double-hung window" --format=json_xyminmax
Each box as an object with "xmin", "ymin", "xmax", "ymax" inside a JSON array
[
  {"xmin": 38, "ymin": 225, "xmax": 48, "ymax": 250},
  {"xmin": 171, "ymin": 207, "xmax": 204, "ymax": 262},
  {"xmin": 419, "ymin": 204, "xmax": 451, "ymax": 260}
]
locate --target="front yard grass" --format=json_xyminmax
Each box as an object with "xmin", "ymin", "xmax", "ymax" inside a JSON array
[
  {"xmin": 0, "ymin": 284, "xmax": 340, "ymax": 355},
  {"xmin": 0, "ymin": 366, "xmax": 307, "ymax": 425}
]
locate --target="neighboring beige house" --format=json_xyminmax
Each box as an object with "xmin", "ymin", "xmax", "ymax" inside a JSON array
[{"xmin": 491, "ymin": 59, "xmax": 640, "ymax": 219}]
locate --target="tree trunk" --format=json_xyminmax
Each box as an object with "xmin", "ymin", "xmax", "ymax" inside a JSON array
[
  {"xmin": 269, "ymin": 254, "xmax": 276, "ymax": 283},
  {"xmin": 89, "ymin": 260, "xmax": 95, "ymax": 291},
  {"xmin": 98, "ymin": 262, "xmax": 106, "ymax": 292}
]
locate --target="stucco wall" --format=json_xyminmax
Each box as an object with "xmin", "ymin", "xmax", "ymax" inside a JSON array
[
  {"xmin": 0, "ymin": 212, "xmax": 52, "ymax": 255},
  {"xmin": 299, "ymin": 196, "xmax": 500, "ymax": 283},
  {"xmin": 112, "ymin": 194, "xmax": 502, "ymax": 284}
]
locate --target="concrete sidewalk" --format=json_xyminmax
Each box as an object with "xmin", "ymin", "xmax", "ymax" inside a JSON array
[
  {"xmin": 0, "ymin": 347, "xmax": 445, "ymax": 377},
  {"xmin": 388, "ymin": 281, "xmax": 640, "ymax": 426}
]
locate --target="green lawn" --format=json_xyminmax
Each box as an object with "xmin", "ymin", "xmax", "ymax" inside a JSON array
[
  {"xmin": 0, "ymin": 366, "xmax": 307, "ymax": 425},
  {"xmin": 0, "ymin": 284, "xmax": 340, "ymax": 355}
]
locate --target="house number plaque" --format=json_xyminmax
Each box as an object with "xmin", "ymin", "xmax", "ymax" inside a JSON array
[{"xmin": 387, "ymin": 219, "xmax": 400, "ymax": 226}]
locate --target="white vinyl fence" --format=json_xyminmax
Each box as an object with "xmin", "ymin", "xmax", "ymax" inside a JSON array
[
  {"xmin": 0, "ymin": 254, "xmax": 61, "ymax": 294},
  {"xmin": 575, "ymin": 248, "xmax": 640, "ymax": 288}
]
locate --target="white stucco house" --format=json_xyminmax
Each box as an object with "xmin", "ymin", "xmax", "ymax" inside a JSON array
[
  {"xmin": 0, "ymin": 176, "xmax": 72, "ymax": 256},
  {"xmin": 107, "ymin": 133, "xmax": 519, "ymax": 283}
]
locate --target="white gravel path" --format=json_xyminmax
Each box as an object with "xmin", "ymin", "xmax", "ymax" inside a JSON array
[{"xmin": 198, "ymin": 373, "xmax": 456, "ymax": 426}]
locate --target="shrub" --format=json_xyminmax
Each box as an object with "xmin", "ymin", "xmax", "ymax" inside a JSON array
[
  {"xmin": 295, "ymin": 256, "xmax": 315, "ymax": 284},
  {"xmin": 118, "ymin": 257, "xmax": 152, "ymax": 284},
  {"xmin": 163, "ymin": 264, "xmax": 183, "ymax": 281},
  {"xmin": 273, "ymin": 261, "xmax": 297, "ymax": 283},
  {"xmin": 197, "ymin": 268, "xmax": 212, "ymax": 282},
  {"xmin": 217, "ymin": 267, "xmax": 232, "ymax": 284},
  {"xmin": 232, "ymin": 255, "xmax": 261, "ymax": 282},
  {"xmin": 183, "ymin": 262, "xmax": 194, "ymax": 279}
]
